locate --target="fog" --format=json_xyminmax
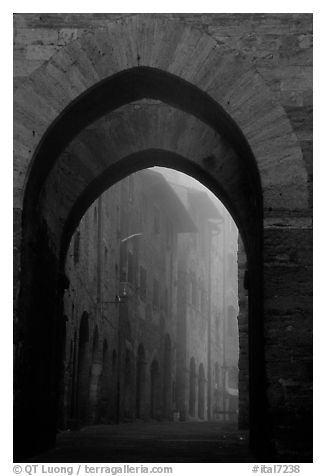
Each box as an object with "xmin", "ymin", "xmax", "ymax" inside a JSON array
[{"xmin": 62, "ymin": 167, "xmax": 241, "ymax": 430}]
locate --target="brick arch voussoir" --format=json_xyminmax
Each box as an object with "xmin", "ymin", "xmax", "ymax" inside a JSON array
[{"xmin": 15, "ymin": 15, "xmax": 307, "ymax": 216}]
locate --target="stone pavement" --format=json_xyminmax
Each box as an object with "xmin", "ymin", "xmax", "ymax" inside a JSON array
[{"xmin": 26, "ymin": 421, "xmax": 254, "ymax": 463}]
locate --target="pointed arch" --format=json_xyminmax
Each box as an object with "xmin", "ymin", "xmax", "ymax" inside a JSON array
[
  {"xmin": 14, "ymin": 15, "xmax": 310, "ymax": 458},
  {"xmin": 150, "ymin": 358, "xmax": 160, "ymax": 420}
]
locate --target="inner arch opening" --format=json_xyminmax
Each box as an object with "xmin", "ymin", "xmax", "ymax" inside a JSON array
[
  {"xmin": 16, "ymin": 66, "xmax": 265, "ymax": 461},
  {"xmin": 58, "ymin": 167, "xmax": 249, "ymax": 460}
]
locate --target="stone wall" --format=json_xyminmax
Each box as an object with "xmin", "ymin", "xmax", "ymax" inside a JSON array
[
  {"xmin": 13, "ymin": 13, "xmax": 312, "ymax": 208},
  {"xmin": 63, "ymin": 169, "xmax": 200, "ymax": 426}
]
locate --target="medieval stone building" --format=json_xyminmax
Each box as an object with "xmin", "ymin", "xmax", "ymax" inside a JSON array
[
  {"xmin": 13, "ymin": 13, "xmax": 312, "ymax": 461},
  {"xmin": 159, "ymin": 170, "xmax": 240, "ymax": 423},
  {"xmin": 61, "ymin": 168, "xmax": 239, "ymax": 429}
]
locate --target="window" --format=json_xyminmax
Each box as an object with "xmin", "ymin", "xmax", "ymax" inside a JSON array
[
  {"xmin": 127, "ymin": 250, "xmax": 135, "ymax": 285},
  {"xmin": 120, "ymin": 241, "xmax": 127, "ymax": 281},
  {"xmin": 140, "ymin": 266, "xmax": 147, "ymax": 300},
  {"xmin": 153, "ymin": 279, "xmax": 159, "ymax": 309}
]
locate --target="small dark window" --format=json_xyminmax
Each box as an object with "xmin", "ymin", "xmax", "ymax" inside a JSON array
[
  {"xmin": 112, "ymin": 350, "xmax": 117, "ymax": 372},
  {"xmin": 69, "ymin": 340, "xmax": 73, "ymax": 368},
  {"xmin": 140, "ymin": 266, "xmax": 147, "ymax": 300},
  {"xmin": 153, "ymin": 279, "xmax": 159, "ymax": 309},
  {"xmin": 127, "ymin": 250, "xmax": 135, "ymax": 285},
  {"xmin": 120, "ymin": 242, "xmax": 127, "ymax": 281}
]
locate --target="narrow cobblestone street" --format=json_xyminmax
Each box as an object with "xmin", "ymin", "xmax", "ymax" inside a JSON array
[{"xmin": 26, "ymin": 422, "xmax": 253, "ymax": 463}]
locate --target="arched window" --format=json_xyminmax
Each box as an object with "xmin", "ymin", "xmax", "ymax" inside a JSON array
[
  {"xmin": 189, "ymin": 357, "xmax": 196, "ymax": 417},
  {"xmin": 136, "ymin": 345, "xmax": 146, "ymax": 419},
  {"xmin": 163, "ymin": 335, "xmax": 172, "ymax": 419},
  {"xmin": 124, "ymin": 349, "xmax": 132, "ymax": 420},
  {"xmin": 150, "ymin": 359, "xmax": 160, "ymax": 419},
  {"xmin": 198, "ymin": 364, "xmax": 206, "ymax": 420}
]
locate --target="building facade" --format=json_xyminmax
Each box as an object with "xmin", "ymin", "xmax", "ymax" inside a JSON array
[
  {"xmin": 61, "ymin": 169, "xmax": 239, "ymax": 428},
  {"xmin": 159, "ymin": 171, "xmax": 240, "ymax": 423}
]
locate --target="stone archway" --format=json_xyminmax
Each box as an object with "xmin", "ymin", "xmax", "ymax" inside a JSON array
[
  {"xmin": 13, "ymin": 15, "xmax": 309, "ymax": 460},
  {"xmin": 150, "ymin": 358, "xmax": 160, "ymax": 420}
]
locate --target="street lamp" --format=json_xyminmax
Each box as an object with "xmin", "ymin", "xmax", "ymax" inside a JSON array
[{"xmin": 121, "ymin": 233, "xmax": 143, "ymax": 243}]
